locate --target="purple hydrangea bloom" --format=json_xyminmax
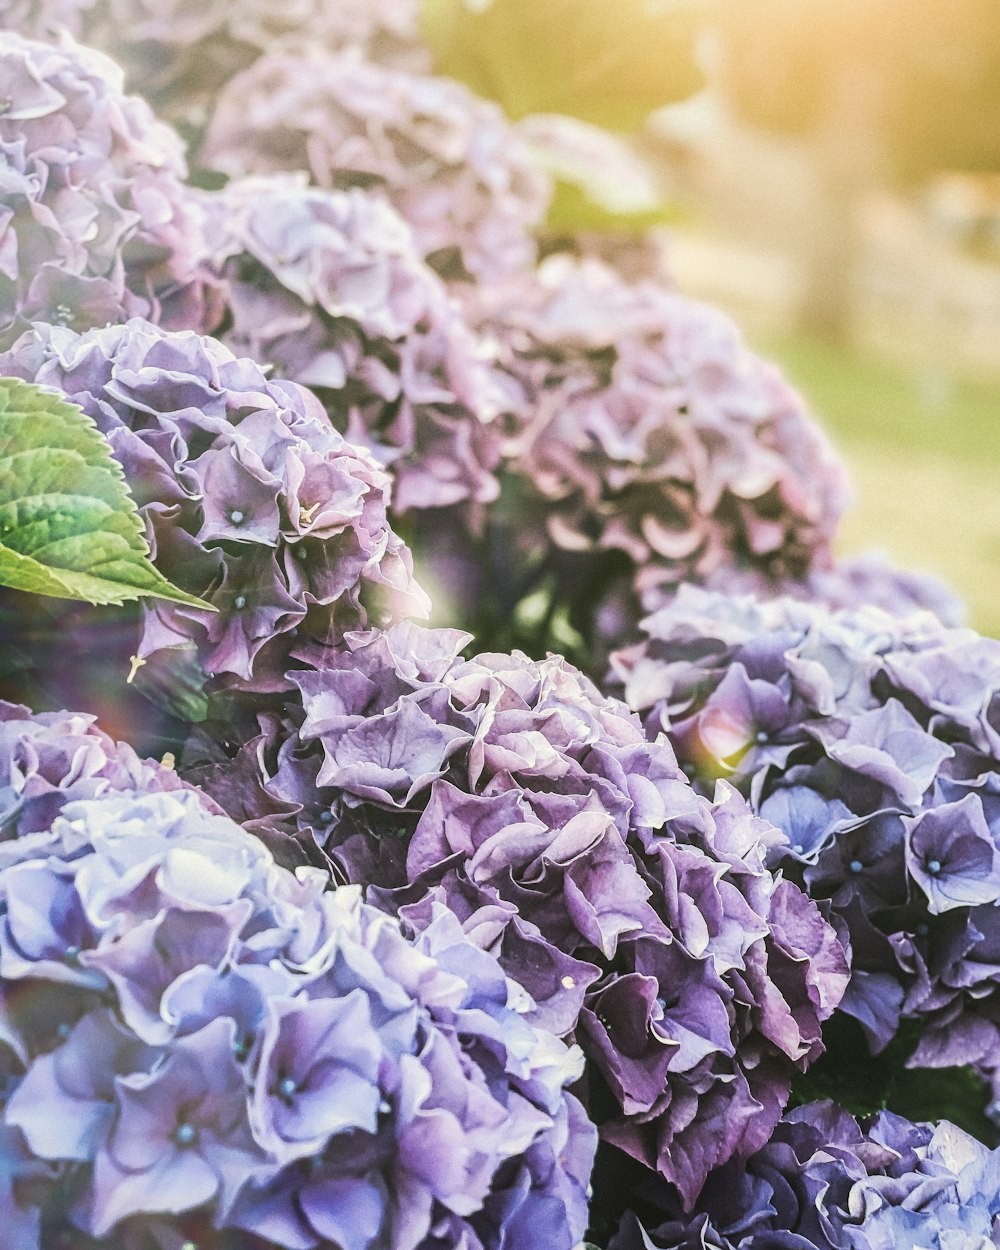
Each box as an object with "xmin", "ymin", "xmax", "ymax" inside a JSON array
[
  {"xmin": 201, "ymin": 50, "xmax": 551, "ymax": 284},
  {"xmin": 0, "ymin": 319, "xmax": 428, "ymax": 725},
  {"xmin": 399, "ymin": 253, "xmax": 849, "ymax": 667},
  {"xmin": 609, "ymin": 585, "xmax": 1000, "ymax": 1073},
  {"xmin": 604, "ymin": 1101, "xmax": 1000, "ymax": 1250},
  {"xmin": 184, "ymin": 622, "xmax": 849, "ymax": 1208},
  {"xmin": 201, "ymin": 176, "xmax": 502, "ymax": 515},
  {"xmin": 471, "ymin": 254, "xmax": 848, "ymax": 584},
  {"xmin": 0, "ymin": 780, "xmax": 595, "ymax": 1248},
  {"xmin": 0, "ymin": 34, "xmax": 222, "ymax": 351}
]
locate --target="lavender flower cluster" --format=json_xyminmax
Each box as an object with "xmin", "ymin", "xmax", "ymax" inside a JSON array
[
  {"xmin": 475, "ymin": 255, "xmax": 849, "ymax": 584},
  {"xmin": 0, "ymin": 318, "xmax": 427, "ymax": 701},
  {"xmin": 410, "ymin": 254, "xmax": 850, "ymax": 660},
  {"xmin": 0, "ymin": 715, "xmax": 595, "ymax": 1249},
  {"xmin": 201, "ymin": 50, "xmax": 551, "ymax": 284},
  {"xmin": 183, "ymin": 621, "xmax": 849, "ymax": 1209},
  {"xmin": 611, "ymin": 586, "xmax": 1000, "ymax": 1081},
  {"xmin": 201, "ymin": 176, "xmax": 503, "ymax": 516},
  {"xmin": 607, "ymin": 1100, "xmax": 1000, "ymax": 1250},
  {"xmin": 0, "ymin": 34, "xmax": 220, "ymax": 352}
]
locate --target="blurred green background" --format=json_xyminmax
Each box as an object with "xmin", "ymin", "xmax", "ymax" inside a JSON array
[
  {"xmin": 424, "ymin": 0, "xmax": 1000, "ymax": 636},
  {"xmin": 758, "ymin": 335, "xmax": 1000, "ymax": 637}
]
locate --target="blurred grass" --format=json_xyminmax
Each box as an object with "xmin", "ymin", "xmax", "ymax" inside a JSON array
[{"xmin": 755, "ymin": 334, "xmax": 1000, "ymax": 639}]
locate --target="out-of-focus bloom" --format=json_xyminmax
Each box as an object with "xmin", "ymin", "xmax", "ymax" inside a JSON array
[
  {"xmin": 201, "ymin": 176, "xmax": 502, "ymax": 516},
  {"xmin": 0, "ymin": 34, "xmax": 221, "ymax": 351},
  {"xmin": 0, "ymin": 319, "xmax": 428, "ymax": 713},
  {"xmin": 610, "ymin": 585, "xmax": 1000, "ymax": 1075},
  {"xmin": 85, "ymin": 0, "xmax": 428, "ymax": 130},
  {"xmin": 99, "ymin": 0, "xmax": 424, "ymax": 63},
  {"xmin": 185, "ymin": 622, "xmax": 849, "ymax": 1209},
  {"xmin": 202, "ymin": 50, "xmax": 551, "ymax": 284},
  {"xmin": 0, "ymin": 778, "xmax": 595, "ymax": 1248},
  {"xmin": 604, "ymin": 1101, "xmax": 1000, "ymax": 1250},
  {"xmin": 398, "ymin": 253, "xmax": 848, "ymax": 666},
  {"xmin": 0, "ymin": 0, "xmax": 92, "ymax": 37}
]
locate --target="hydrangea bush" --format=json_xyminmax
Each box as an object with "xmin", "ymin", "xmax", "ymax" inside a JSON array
[
  {"xmin": 0, "ymin": 34, "xmax": 221, "ymax": 351},
  {"xmin": 1, "ymin": 4, "xmax": 998, "ymax": 1248},
  {"xmin": 183, "ymin": 621, "xmax": 850, "ymax": 1208},
  {"xmin": 610, "ymin": 587, "xmax": 1000, "ymax": 1096}
]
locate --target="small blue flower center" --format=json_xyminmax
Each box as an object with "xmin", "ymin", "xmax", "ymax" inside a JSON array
[
  {"xmin": 926, "ymin": 859, "xmax": 942, "ymax": 876},
  {"xmin": 229, "ymin": 509, "xmax": 245, "ymax": 525},
  {"xmin": 849, "ymin": 859, "xmax": 863, "ymax": 874},
  {"xmin": 175, "ymin": 1122, "xmax": 197, "ymax": 1147},
  {"xmin": 378, "ymin": 1098, "xmax": 391, "ymax": 1115},
  {"xmin": 279, "ymin": 1076, "xmax": 298, "ymax": 1101},
  {"xmin": 233, "ymin": 594, "xmax": 247, "ymax": 610},
  {"xmin": 64, "ymin": 944, "xmax": 81, "ymax": 965},
  {"xmin": 755, "ymin": 731, "xmax": 768, "ymax": 744}
]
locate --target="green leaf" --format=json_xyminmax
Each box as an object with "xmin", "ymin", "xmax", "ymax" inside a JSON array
[
  {"xmin": 420, "ymin": 0, "xmax": 714, "ymax": 132},
  {"xmin": 0, "ymin": 378, "xmax": 214, "ymax": 611}
]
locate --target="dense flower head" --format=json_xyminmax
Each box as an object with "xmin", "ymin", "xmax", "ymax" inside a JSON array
[
  {"xmin": 201, "ymin": 50, "xmax": 551, "ymax": 284},
  {"xmin": 183, "ymin": 622, "xmax": 849, "ymax": 1208},
  {"xmin": 0, "ymin": 782, "xmax": 594, "ymax": 1248},
  {"xmin": 412, "ymin": 254, "xmax": 853, "ymax": 667},
  {"xmin": 468, "ymin": 254, "xmax": 849, "ymax": 593},
  {"xmin": 201, "ymin": 175, "xmax": 502, "ymax": 515},
  {"xmin": 0, "ymin": 318, "xmax": 428, "ymax": 703},
  {"xmin": 605, "ymin": 1100, "xmax": 1000, "ymax": 1250},
  {"xmin": 0, "ymin": 34, "xmax": 221, "ymax": 351},
  {"xmin": 610, "ymin": 584, "xmax": 1000, "ymax": 1078}
]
